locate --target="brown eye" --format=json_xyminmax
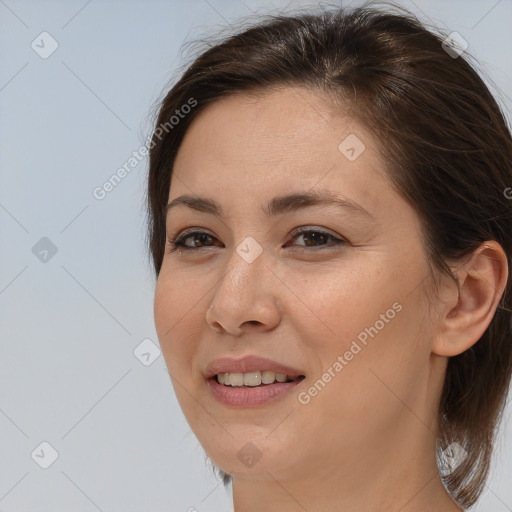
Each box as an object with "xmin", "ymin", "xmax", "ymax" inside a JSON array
[
  {"xmin": 167, "ymin": 230, "xmax": 222, "ymax": 253},
  {"xmin": 167, "ymin": 227, "xmax": 347, "ymax": 254},
  {"xmin": 181, "ymin": 232, "xmax": 215, "ymax": 248},
  {"xmin": 287, "ymin": 228, "xmax": 346, "ymax": 249}
]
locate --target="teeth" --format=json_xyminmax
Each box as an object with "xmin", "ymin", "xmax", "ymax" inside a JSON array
[
  {"xmin": 244, "ymin": 371, "xmax": 261, "ymax": 386},
  {"xmin": 261, "ymin": 370, "xmax": 276, "ymax": 384},
  {"xmin": 229, "ymin": 372, "xmax": 244, "ymax": 386},
  {"xmin": 217, "ymin": 371, "xmax": 296, "ymax": 387}
]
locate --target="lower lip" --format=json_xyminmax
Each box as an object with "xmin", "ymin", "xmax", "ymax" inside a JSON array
[{"xmin": 208, "ymin": 377, "xmax": 305, "ymax": 407}]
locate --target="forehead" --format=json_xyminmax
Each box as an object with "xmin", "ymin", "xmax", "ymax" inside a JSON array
[{"xmin": 171, "ymin": 87, "xmax": 392, "ymax": 216}]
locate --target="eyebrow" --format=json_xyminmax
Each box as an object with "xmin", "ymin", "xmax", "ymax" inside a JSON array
[{"xmin": 165, "ymin": 190, "xmax": 375, "ymax": 221}]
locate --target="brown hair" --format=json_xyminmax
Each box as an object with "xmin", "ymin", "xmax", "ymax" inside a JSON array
[{"xmin": 145, "ymin": 1, "xmax": 512, "ymax": 507}]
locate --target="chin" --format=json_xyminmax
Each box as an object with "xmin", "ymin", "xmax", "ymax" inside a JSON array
[{"xmin": 200, "ymin": 433, "xmax": 302, "ymax": 480}]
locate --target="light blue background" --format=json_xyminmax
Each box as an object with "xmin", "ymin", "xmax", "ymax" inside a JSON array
[{"xmin": 1, "ymin": 1, "xmax": 511, "ymax": 511}]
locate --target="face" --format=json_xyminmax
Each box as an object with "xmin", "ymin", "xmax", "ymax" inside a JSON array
[{"xmin": 154, "ymin": 86, "xmax": 443, "ymax": 482}]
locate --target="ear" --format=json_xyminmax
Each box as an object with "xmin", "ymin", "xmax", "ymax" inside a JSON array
[{"xmin": 432, "ymin": 241, "xmax": 509, "ymax": 357}]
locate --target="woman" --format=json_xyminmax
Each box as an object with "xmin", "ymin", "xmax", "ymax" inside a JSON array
[{"xmin": 146, "ymin": 2, "xmax": 512, "ymax": 510}]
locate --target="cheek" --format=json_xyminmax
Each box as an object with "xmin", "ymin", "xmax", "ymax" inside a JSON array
[
  {"xmin": 154, "ymin": 276, "xmax": 197, "ymax": 372},
  {"xmin": 294, "ymin": 255, "xmax": 431, "ymax": 397},
  {"xmin": 295, "ymin": 302, "xmax": 431, "ymax": 453},
  {"xmin": 154, "ymin": 267, "xmax": 203, "ymax": 338},
  {"xmin": 154, "ymin": 278, "xmax": 205, "ymax": 421},
  {"xmin": 286, "ymin": 257, "xmax": 400, "ymax": 349},
  {"xmin": 153, "ymin": 277, "xmax": 175, "ymax": 345}
]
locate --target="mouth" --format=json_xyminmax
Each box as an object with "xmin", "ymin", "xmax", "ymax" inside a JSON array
[
  {"xmin": 204, "ymin": 355, "xmax": 305, "ymax": 380},
  {"xmin": 204, "ymin": 355, "xmax": 306, "ymax": 406},
  {"xmin": 213, "ymin": 370, "xmax": 305, "ymax": 387},
  {"xmin": 205, "ymin": 356, "xmax": 306, "ymax": 408},
  {"xmin": 208, "ymin": 374, "xmax": 305, "ymax": 407},
  {"xmin": 204, "ymin": 356, "xmax": 306, "ymax": 407}
]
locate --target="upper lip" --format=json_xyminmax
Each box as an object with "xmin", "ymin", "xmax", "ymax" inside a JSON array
[{"xmin": 204, "ymin": 355, "xmax": 305, "ymax": 379}]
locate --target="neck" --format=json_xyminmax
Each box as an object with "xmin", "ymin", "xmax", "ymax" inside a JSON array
[{"xmin": 231, "ymin": 418, "xmax": 463, "ymax": 512}]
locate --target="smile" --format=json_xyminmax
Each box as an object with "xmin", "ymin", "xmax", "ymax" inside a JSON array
[
  {"xmin": 208, "ymin": 375, "xmax": 305, "ymax": 407},
  {"xmin": 216, "ymin": 370, "xmax": 303, "ymax": 387}
]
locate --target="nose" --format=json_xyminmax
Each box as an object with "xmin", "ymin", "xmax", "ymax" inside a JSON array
[{"xmin": 205, "ymin": 248, "xmax": 282, "ymax": 336}]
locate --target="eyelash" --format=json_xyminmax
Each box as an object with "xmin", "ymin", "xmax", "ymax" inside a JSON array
[{"xmin": 166, "ymin": 227, "xmax": 347, "ymax": 254}]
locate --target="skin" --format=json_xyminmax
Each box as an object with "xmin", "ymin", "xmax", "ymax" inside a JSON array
[{"xmin": 153, "ymin": 86, "xmax": 508, "ymax": 512}]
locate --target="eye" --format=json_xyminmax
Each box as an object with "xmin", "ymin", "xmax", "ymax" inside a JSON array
[
  {"xmin": 287, "ymin": 226, "xmax": 346, "ymax": 249},
  {"xmin": 167, "ymin": 229, "xmax": 221, "ymax": 253},
  {"xmin": 166, "ymin": 226, "xmax": 347, "ymax": 253}
]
